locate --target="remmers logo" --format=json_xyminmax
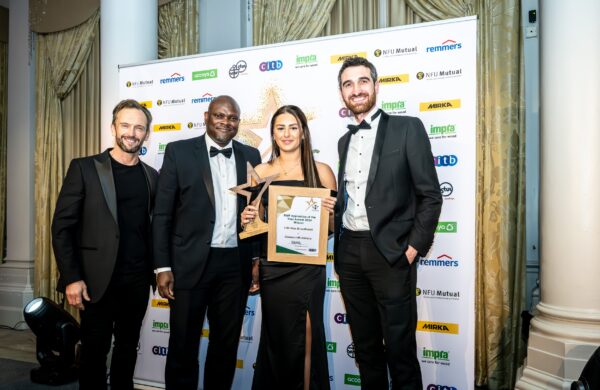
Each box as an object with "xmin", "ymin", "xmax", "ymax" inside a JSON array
[
  {"xmin": 191, "ymin": 93, "xmax": 215, "ymax": 104},
  {"xmin": 245, "ymin": 306, "xmax": 255, "ymax": 316},
  {"xmin": 334, "ymin": 313, "xmax": 348, "ymax": 324},
  {"xmin": 259, "ymin": 60, "xmax": 283, "ymax": 72},
  {"xmin": 426, "ymin": 39, "xmax": 463, "ymax": 53},
  {"xmin": 434, "ymin": 155, "xmax": 458, "ymax": 167},
  {"xmin": 152, "ymin": 345, "xmax": 168, "ymax": 356},
  {"xmin": 344, "ymin": 374, "xmax": 361, "ymax": 386},
  {"xmin": 440, "ymin": 182, "xmax": 454, "ymax": 197},
  {"xmin": 420, "ymin": 253, "xmax": 458, "ymax": 267},
  {"xmin": 427, "ymin": 384, "xmax": 458, "ymax": 390},
  {"xmin": 160, "ymin": 72, "xmax": 185, "ymax": 84},
  {"xmin": 229, "ymin": 60, "xmax": 247, "ymax": 78}
]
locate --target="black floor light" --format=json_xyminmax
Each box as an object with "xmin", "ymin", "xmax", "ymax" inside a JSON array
[{"xmin": 23, "ymin": 297, "xmax": 80, "ymax": 385}]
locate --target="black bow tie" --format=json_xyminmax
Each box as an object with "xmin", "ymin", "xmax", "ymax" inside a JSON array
[
  {"xmin": 347, "ymin": 109, "xmax": 382, "ymax": 135},
  {"xmin": 210, "ymin": 146, "xmax": 232, "ymax": 158}
]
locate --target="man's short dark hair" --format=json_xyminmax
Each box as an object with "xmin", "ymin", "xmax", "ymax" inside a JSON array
[
  {"xmin": 111, "ymin": 99, "xmax": 153, "ymax": 129},
  {"xmin": 338, "ymin": 57, "xmax": 378, "ymax": 89}
]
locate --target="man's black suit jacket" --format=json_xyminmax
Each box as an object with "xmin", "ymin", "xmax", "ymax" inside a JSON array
[
  {"xmin": 334, "ymin": 112, "xmax": 443, "ymax": 266},
  {"xmin": 52, "ymin": 149, "xmax": 159, "ymax": 303},
  {"xmin": 152, "ymin": 135, "xmax": 261, "ymax": 289}
]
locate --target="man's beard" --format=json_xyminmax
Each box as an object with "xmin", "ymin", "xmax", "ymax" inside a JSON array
[
  {"xmin": 344, "ymin": 92, "xmax": 377, "ymax": 116},
  {"xmin": 116, "ymin": 135, "xmax": 143, "ymax": 154}
]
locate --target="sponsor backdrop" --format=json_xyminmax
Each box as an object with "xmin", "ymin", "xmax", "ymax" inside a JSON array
[{"xmin": 120, "ymin": 16, "xmax": 476, "ymax": 390}]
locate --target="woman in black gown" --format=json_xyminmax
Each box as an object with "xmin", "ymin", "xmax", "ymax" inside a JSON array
[{"xmin": 241, "ymin": 105, "xmax": 337, "ymax": 390}]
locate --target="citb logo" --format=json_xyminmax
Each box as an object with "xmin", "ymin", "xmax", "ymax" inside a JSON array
[
  {"xmin": 259, "ymin": 60, "xmax": 283, "ymax": 71},
  {"xmin": 427, "ymin": 385, "xmax": 458, "ymax": 390},
  {"xmin": 334, "ymin": 313, "xmax": 348, "ymax": 324},
  {"xmin": 434, "ymin": 155, "xmax": 458, "ymax": 167},
  {"xmin": 339, "ymin": 107, "xmax": 353, "ymax": 118},
  {"xmin": 152, "ymin": 345, "xmax": 168, "ymax": 356}
]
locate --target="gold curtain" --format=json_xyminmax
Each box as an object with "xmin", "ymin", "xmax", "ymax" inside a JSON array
[
  {"xmin": 320, "ymin": 0, "xmax": 379, "ymax": 36},
  {"xmin": 387, "ymin": 0, "xmax": 423, "ymax": 26},
  {"xmin": 34, "ymin": 10, "xmax": 100, "ymax": 314},
  {"xmin": 253, "ymin": 0, "xmax": 337, "ymax": 45},
  {"xmin": 400, "ymin": 1, "xmax": 526, "ymax": 388},
  {"xmin": 158, "ymin": 0, "xmax": 199, "ymax": 59},
  {"xmin": 0, "ymin": 41, "xmax": 7, "ymax": 262}
]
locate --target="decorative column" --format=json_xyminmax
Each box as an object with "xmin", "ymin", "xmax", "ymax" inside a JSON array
[
  {"xmin": 0, "ymin": 0, "xmax": 35, "ymax": 328},
  {"xmin": 100, "ymin": 0, "xmax": 157, "ymax": 150},
  {"xmin": 516, "ymin": 0, "xmax": 600, "ymax": 388}
]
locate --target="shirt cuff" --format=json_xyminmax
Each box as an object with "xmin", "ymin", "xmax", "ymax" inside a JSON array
[{"xmin": 154, "ymin": 267, "xmax": 172, "ymax": 274}]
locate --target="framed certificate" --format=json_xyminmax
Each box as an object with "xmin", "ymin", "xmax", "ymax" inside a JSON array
[{"xmin": 267, "ymin": 185, "xmax": 330, "ymax": 265}]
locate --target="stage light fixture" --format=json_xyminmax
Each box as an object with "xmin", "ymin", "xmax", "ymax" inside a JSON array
[{"xmin": 23, "ymin": 297, "xmax": 80, "ymax": 385}]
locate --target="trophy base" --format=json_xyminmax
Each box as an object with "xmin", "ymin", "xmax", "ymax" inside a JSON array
[{"xmin": 239, "ymin": 220, "xmax": 269, "ymax": 239}]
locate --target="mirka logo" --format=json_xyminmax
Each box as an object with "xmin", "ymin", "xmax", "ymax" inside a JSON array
[
  {"xmin": 153, "ymin": 123, "xmax": 182, "ymax": 132},
  {"xmin": 421, "ymin": 347, "xmax": 451, "ymax": 366},
  {"xmin": 327, "ymin": 252, "xmax": 334, "ymax": 262},
  {"xmin": 151, "ymin": 299, "xmax": 169, "ymax": 308},
  {"xmin": 426, "ymin": 39, "xmax": 463, "ymax": 53},
  {"xmin": 381, "ymin": 100, "xmax": 407, "ymax": 114},
  {"xmin": 420, "ymin": 253, "xmax": 458, "ymax": 267},
  {"xmin": 417, "ymin": 287, "xmax": 461, "ymax": 301},
  {"xmin": 126, "ymin": 79, "xmax": 153, "ymax": 88},
  {"xmin": 429, "ymin": 123, "xmax": 456, "ymax": 139},
  {"xmin": 201, "ymin": 328, "xmax": 209, "ymax": 338},
  {"xmin": 344, "ymin": 374, "xmax": 361, "ymax": 386},
  {"xmin": 417, "ymin": 321, "xmax": 459, "ymax": 335},
  {"xmin": 191, "ymin": 93, "xmax": 215, "ymax": 104},
  {"xmin": 236, "ymin": 359, "xmax": 244, "ymax": 369},
  {"xmin": 436, "ymin": 221, "xmax": 457, "ymax": 233},
  {"xmin": 192, "ymin": 68, "xmax": 218, "ymax": 81},
  {"xmin": 160, "ymin": 72, "xmax": 185, "ymax": 84},
  {"xmin": 330, "ymin": 52, "xmax": 367, "ymax": 64},
  {"xmin": 295, "ymin": 54, "xmax": 318, "ymax": 68},
  {"xmin": 416, "ymin": 68, "xmax": 463, "ymax": 81},
  {"xmin": 420, "ymin": 99, "xmax": 461, "ymax": 112},
  {"xmin": 378, "ymin": 74, "xmax": 409, "ymax": 85},
  {"xmin": 139, "ymin": 101, "xmax": 152, "ymax": 108},
  {"xmin": 373, "ymin": 46, "xmax": 417, "ymax": 57}
]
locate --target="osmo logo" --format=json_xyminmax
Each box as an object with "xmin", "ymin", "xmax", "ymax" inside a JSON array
[
  {"xmin": 229, "ymin": 60, "xmax": 247, "ymax": 78},
  {"xmin": 334, "ymin": 313, "xmax": 348, "ymax": 324},
  {"xmin": 427, "ymin": 385, "xmax": 458, "ymax": 390},
  {"xmin": 344, "ymin": 374, "xmax": 361, "ymax": 386},
  {"xmin": 440, "ymin": 182, "xmax": 454, "ymax": 197},
  {"xmin": 434, "ymin": 155, "xmax": 458, "ymax": 167},
  {"xmin": 339, "ymin": 107, "xmax": 353, "ymax": 118},
  {"xmin": 152, "ymin": 345, "xmax": 168, "ymax": 356},
  {"xmin": 346, "ymin": 343, "xmax": 355, "ymax": 358},
  {"xmin": 259, "ymin": 60, "xmax": 283, "ymax": 71}
]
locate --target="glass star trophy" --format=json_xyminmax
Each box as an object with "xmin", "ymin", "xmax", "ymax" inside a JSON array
[{"xmin": 230, "ymin": 162, "xmax": 279, "ymax": 239}]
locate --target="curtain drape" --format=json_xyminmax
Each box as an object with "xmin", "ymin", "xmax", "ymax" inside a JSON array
[
  {"xmin": 0, "ymin": 41, "xmax": 7, "ymax": 262},
  {"xmin": 319, "ymin": 0, "xmax": 379, "ymax": 36},
  {"xmin": 253, "ymin": 0, "xmax": 336, "ymax": 45},
  {"xmin": 158, "ymin": 0, "xmax": 199, "ymax": 59},
  {"xmin": 400, "ymin": 1, "xmax": 527, "ymax": 388},
  {"xmin": 34, "ymin": 11, "xmax": 100, "ymax": 316}
]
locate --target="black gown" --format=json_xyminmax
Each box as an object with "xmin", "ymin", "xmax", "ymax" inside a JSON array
[{"xmin": 252, "ymin": 180, "xmax": 330, "ymax": 390}]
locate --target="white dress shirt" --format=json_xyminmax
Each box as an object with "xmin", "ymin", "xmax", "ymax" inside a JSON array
[
  {"xmin": 342, "ymin": 106, "xmax": 381, "ymax": 231},
  {"xmin": 205, "ymin": 136, "xmax": 238, "ymax": 248}
]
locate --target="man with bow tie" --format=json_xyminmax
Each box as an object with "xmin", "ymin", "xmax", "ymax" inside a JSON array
[
  {"xmin": 152, "ymin": 95, "xmax": 260, "ymax": 390},
  {"xmin": 334, "ymin": 57, "xmax": 442, "ymax": 389}
]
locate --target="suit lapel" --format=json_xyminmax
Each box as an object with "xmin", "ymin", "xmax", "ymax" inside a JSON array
[
  {"xmin": 337, "ymin": 132, "xmax": 352, "ymax": 210},
  {"xmin": 196, "ymin": 135, "xmax": 215, "ymax": 209},
  {"xmin": 233, "ymin": 141, "xmax": 248, "ymax": 226},
  {"xmin": 94, "ymin": 150, "xmax": 118, "ymax": 225},
  {"xmin": 366, "ymin": 112, "xmax": 389, "ymax": 197},
  {"xmin": 140, "ymin": 162, "xmax": 156, "ymax": 215}
]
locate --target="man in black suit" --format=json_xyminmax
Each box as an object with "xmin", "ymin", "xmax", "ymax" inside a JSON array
[
  {"xmin": 152, "ymin": 95, "xmax": 261, "ymax": 390},
  {"xmin": 334, "ymin": 57, "xmax": 443, "ymax": 389},
  {"xmin": 52, "ymin": 99, "xmax": 158, "ymax": 390}
]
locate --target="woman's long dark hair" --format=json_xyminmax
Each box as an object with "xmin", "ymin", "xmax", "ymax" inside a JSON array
[{"xmin": 269, "ymin": 105, "xmax": 322, "ymax": 188}]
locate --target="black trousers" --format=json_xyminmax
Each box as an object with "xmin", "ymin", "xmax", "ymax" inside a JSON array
[
  {"xmin": 165, "ymin": 247, "xmax": 249, "ymax": 390},
  {"xmin": 336, "ymin": 230, "xmax": 422, "ymax": 390},
  {"xmin": 79, "ymin": 278, "xmax": 149, "ymax": 390}
]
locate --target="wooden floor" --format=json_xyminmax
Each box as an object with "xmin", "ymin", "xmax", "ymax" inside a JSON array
[{"xmin": 0, "ymin": 326, "xmax": 37, "ymax": 363}]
